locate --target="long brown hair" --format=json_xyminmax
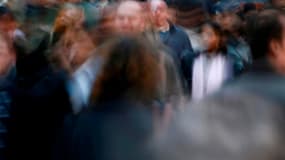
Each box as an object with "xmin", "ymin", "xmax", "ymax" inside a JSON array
[{"xmin": 90, "ymin": 36, "xmax": 163, "ymax": 106}]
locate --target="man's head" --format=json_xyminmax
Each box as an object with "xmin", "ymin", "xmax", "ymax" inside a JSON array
[
  {"xmin": 115, "ymin": 0, "xmax": 145, "ymax": 35},
  {"xmin": 150, "ymin": 0, "xmax": 169, "ymax": 28},
  {"xmin": 248, "ymin": 9, "xmax": 285, "ymax": 73}
]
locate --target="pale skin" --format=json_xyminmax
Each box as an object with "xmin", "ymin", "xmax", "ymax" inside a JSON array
[
  {"xmin": 269, "ymin": 16, "xmax": 285, "ymax": 75},
  {"xmin": 0, "ymin": 37, "xmax": 14, "ymax": 76},
  {"xmin": 115, "ymin": 1, "xmax": 145, "ymax": 35}
]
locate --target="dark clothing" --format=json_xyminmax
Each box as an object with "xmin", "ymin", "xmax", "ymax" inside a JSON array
[
  {"xmin": 159, "ymin": 24, "xmax": 194, "ymax": 94},
  {"xmin": 7, "ymin": 43, "xmax": 72, "ymax": 160},
  {"xmin": 159, "ymin": 24, "xmax": 194, "ymax": 61},
  {"xmin": 223, "ymin": 59, "xmax": 285, "ymax": 106},
  {"xmin": 226, "ymin": 36, "xmax": 252, "ymax": 76},
  {"xmin": 53, "ymin": 100, "xmax": 154, "ymax": 160},
  {"xmin": 181, "ymin": 51, "xmax": 198, "ymax": 94},
  {"xmin": 0, "ymin": 67, "xmax": 16, "ymax": 160}
]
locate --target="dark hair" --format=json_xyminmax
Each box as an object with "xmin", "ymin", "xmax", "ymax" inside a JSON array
[
  {"xmin": 200, "ymin": 21, "xmax": 227, "ymax": 54},
  {"xmin": 247, "ymin": 9, "xmax": 285, "ymax": 59},
  {"xmin": 221, "ymin": 12, "xmax": 244, "ymax": 37}
]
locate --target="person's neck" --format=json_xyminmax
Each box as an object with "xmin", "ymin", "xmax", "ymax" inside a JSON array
[
  {"xmin": 269, "ymin": 56, "xmax": 285, "ymax": 75},
  {"xmin": 206, "ymin": 48, "xmax": 219, "ymax": 55},
  {"xmin": 157, "ymin": 21, "xmax": 170, "ymax": 32}
]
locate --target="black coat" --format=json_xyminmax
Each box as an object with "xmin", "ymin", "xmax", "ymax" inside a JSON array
[
  {"xmin": 7, "ymin": 47, "xmax": 72, "ymax": 160},
  {"xmin": 53, "ymin": 100, "xmax": 154, "ymax": 160},
  {"xmin": 160, "ymin": 24, "xmax": 195, "ymax": 94}
]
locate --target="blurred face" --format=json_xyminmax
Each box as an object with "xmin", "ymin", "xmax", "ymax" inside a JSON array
[
  {"xmin": 221, "ymin": 15, "xmax": 232, "ymax": 31},
  {"xmin": 201, "ymin": 25, "xmax": 220, "ymax": 53},
  {"xmin": 0, "ymin": 38, "xmax": 14, "ymax": 75},
  {"xmin": 70, "ymin": 35, "xmax": 94, "ymax": 68},
  {"xmin": 153, "ymin": 4, "xmax": 169, "ymax": 27},
  {"xmin": 115, "ymin": 1, "xmax": 145, "ymax": 35},
  {"xmin": 219, "ymin": 13, "xmax": 242, "ymax": 34},
  {"xmin": 0, "ymin": 15, "xmax": 16, "ymax": 33},
  {"xmin": 54, "ymin": 7, "xmax": 83, "ymax": 31},
  {"xmin": 269, "ymin": 16, "xmax": 285, "ymax": 74}
]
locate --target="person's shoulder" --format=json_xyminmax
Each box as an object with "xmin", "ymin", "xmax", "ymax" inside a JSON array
[{"xmin": 172, "ymin": 25, "xmax": 188, "ymax": 34}]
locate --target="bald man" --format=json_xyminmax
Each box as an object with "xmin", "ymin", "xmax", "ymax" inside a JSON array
[{"xmin": 115, "ymin": 0, "xmax": 146, "ymax": 35}]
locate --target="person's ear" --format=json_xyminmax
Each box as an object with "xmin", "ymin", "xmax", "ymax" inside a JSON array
[{"xmin": 269, "ymin": 39, "xmax": 282, "ymax": 58}]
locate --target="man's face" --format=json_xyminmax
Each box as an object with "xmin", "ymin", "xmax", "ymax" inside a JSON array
[
  {"xmin": 115, "ymin": 2, "xmax": 145, "ymax": 35},
  {"xmin": 153, "ymin": 4, "xmax": 169, "ymax": 27},
  {"xmin": 270, "ymin": 16, "xmax": 285, "ymax": 73}
]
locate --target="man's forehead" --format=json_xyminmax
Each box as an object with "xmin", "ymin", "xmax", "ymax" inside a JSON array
[{"xmin": 117, "ymin": 1, "xmax": 142, "ymax": 16}]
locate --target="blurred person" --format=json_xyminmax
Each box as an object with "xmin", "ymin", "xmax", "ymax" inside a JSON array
[
  {"xmin": 114, "ymin": 0, "xmax": 146, "ymax": 35},
  {"xmin": 51, "ymin": 3, "xmax": 96, "ymax": 114},
  {"xmin": 0, "ymin": 6, "xmax": 25, "ymax": 40},
  {"xmin": 150, "ymin": 0, "xmax": 194, "ymax": 95},
  {"xmin": 112, "ymin": 0, "xmax": 185, "ymax": 110},
  {"xmin": 152, "ymin": 88, "xmax": 285, "ymax": 160},
  {"xmin": 51, "ymin": 3, "xmax": 85, "ymax": 43},
  {"xmin": 79, "ymin": 0, "xmax": 109, "ymax": 29},
  {"xmin": 0, "ymin": 33, "xmax": 16, "ymax": 160},
  {"xmin": 88, "ymin": 4, "xmax": 117, "ymax": 45},
  {"xmin": 233, "ymin": 8, "xmax": 285, "ymax": 93},
  {"xmin": 19, "ymin": 0, "xmax": 60, "ymax": 54},
  {"xmin": 151, "ymin": 9, "xmax": 285, "ymax": 160},
  {"xmin": 169, "ymin": 0, "xmax": 208, "ymax": 52},
  {"xmin": 217, "ymin": 12, "xmax": 252, "ymax": 76},
  {"xmin": 150, "ymin": 0, "xmax": 193, "ymax": 62},
  {"xmin": 6, "ymin": 21, "xmax": 72, "ymax": 160},
  {"xmin": 53, "ymin": 36, "xmax": 163, "ymax": 160},
  {"xmin": 192, "ymin": 22, "xmax": 233, "ymax": 100}
]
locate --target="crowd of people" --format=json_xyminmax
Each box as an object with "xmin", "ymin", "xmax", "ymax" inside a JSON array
[{"xmin": 0, "ymin": 0, "xmax": 285, "ymax": 160}]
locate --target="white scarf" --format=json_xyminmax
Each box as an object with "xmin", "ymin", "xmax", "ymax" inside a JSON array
[{"xmin": 192, "ymin": 54, "xmax": 229, "ymax": 101}]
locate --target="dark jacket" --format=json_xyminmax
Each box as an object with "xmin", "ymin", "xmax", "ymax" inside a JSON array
[
  {"xmin": 223, "ymin": 59, "xmax": 285, "ymax": 106},
  {"xmin": 226, "ymin": 36, "xmax": 252, "ymax": 76},
  {"xmin": 159, "ymin": 24, "xmax": 195, "ymax": 94},
  {"xmin": 0, "ymin": 67, "xmax": 16, "ymax": 160},
  {"xmin": 53, "ymin": 100, "xmax": 154, "ymax": 160},
  {"xmin": 159, "ymin": 24, "xmax": 194, "ymax": 61},
  {"xmin": 7, "ymin": 39, "xmax": 72, "ymax": 160}
]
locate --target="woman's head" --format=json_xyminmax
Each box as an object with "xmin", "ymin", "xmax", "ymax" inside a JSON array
[
  {"xmin": 90, "ymin": 36, "xmax": 163, "ymax": 105},
  {"xmin": 201, "ymin": 21, "xmax": 226, "ymax": 54},
  {"xmin": 53, "ymin": 4, "xmax": 84, "ymax": 33}
]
